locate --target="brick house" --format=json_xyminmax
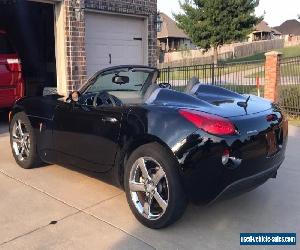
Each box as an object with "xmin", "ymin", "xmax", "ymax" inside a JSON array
[
  {"xmin": 0, "ymin": 0, "xmax": 157, "ymax": 96},
  {"xmin": 157, "ymin": 13, "xmax": 196, "ymax": 53}
]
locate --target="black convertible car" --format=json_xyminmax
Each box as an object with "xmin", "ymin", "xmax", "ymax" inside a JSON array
[{"xmin": 9, "ymin": 65, "xmax": 288, "ymax": 228}]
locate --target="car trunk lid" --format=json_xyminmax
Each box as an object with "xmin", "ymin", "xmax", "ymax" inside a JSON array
[{"xmin": 194, "ymin": 92, "xmax": 272, "ymax": 118}]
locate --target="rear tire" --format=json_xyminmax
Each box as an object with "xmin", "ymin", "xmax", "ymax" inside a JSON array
[
  {"xmin": 124, "ymin": 142, "xmax": 187, "ymax": 229},
  {"xmin": 10, "ymin": 112, "xmax": 42, "ymax": 169}
]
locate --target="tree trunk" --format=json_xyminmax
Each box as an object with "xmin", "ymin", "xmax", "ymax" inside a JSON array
[{"xmin": 213, "ymin": 46, "xmax": 218, "ymax": 65}]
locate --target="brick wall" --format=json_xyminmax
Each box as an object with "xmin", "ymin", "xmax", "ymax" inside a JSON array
[
  {"xmin": 264, "ymin": 51, "xmax": 282, "ymax": 102},
  {"xmin": 64, "ymin": 0, "xmax": 157, "ymax": 93},
  {"xmin": 64, "ymin": 0, "xmax": 87, "ymax": 92}
]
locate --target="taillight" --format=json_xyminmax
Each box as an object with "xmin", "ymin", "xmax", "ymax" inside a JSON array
[
  {"xmin": 6, "ymin": 58, "xmax": 22, "ymax": 72},
  {"xmin": 179, "ymin": 109, "xmax": 237, "ymax": 136}
]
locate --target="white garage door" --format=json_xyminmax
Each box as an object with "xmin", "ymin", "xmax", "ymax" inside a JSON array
[{"xmin": 85, "ymin": 12, "xmax": 146, "ymax": 77}]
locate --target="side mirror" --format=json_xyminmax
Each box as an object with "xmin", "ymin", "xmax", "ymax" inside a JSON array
[
  {"xmin": 159, "ymin": 82, "xmax": 171, "ymax": 89},
  {"xmin": 67, "ymin": 91, "xmax": 80, "ymax": 103},
  {"xmin": 112, "ymin": 75, "xmax": 129, "ymax": 85}
]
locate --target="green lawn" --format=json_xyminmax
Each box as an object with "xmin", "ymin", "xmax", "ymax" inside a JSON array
[
  {"xmin": 226, "ymin": 45, "xmax": 300, "ymax": 63},
  {"xmin": 280, "ymin": 46, "xmax": 300, "ymax": 58},
  {"xmin": 246, "ymin": 63, "xmax": 300, "ymax": 78}
]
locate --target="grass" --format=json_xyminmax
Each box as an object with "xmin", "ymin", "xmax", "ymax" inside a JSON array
[
  {"xmin": 280, "ymin": 46, "xmax": 300, "ymax": 58},
  {"xmin": 226, "ymin": 45, "xmax": 300, "ymax": 63},
  {"xmin": 225, "ymin": 53, "xmax": 266, "ymax": 63},
  {"xmin": 246, "ymin": 63, "xmax": 300, "ymax": 78}
]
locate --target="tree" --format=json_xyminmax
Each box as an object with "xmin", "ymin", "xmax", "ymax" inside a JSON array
[{"xmin": 174, "ymin": 0, "xmax": 262, "ymax": 64}]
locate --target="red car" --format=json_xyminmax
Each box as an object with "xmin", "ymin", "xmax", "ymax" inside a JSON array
[{"xmin": 0, "ymin": 30, "xmax": 24, "ymax": 109}]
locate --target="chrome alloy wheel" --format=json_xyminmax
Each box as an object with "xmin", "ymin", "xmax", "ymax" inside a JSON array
[
  {"xmin": 11, "ymin": 120, "xmax": 30, "ymax": 161},
  {"xmin": 129, "ymin": 157, "xmax": 169, "ymax": 220}
]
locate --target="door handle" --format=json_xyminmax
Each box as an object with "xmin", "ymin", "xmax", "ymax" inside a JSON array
[
  {"xmin": 101, "ymin": 117, "xmax": 118, "ymax": 123},
  {"xmin": 109, "ymin": 53, "xmax": 112, "ymax": 64}
]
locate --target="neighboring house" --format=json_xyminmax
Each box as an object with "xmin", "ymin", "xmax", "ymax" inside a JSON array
[
  {"xmin": 157, "ymin": 13, "xmax": 196, "ymax": 52},
  {"xmin": 274, "ymin": 19, "xmax": 300, "ymax": 36},
  {"xmin": 271, "ymin": 28, "xmax": 282, "ymax": 39},
  {"xmin": 0, "ymin": 0, "xmax": 157, "ymax": 96},
  {"xmin": 249, "ymin": 21, "xmax": 278, "ymax": 41}
]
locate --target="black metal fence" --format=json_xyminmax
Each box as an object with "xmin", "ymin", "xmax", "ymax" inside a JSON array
[
  {"xmin": 279, "ymin": 56, "xmax": 300, "ymax": 116},
  {"xmin": 159, "ymin": 60, "xmax": 265, "ymax": 96}
]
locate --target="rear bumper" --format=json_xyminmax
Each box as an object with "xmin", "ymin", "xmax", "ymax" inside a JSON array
[
  {"xmin": 208, "ymin": 160, "xmax": 283, "ymax": 204},
  {"xmin": 182, "ymin": 154, "xmax": 285, "ymax": 204}
]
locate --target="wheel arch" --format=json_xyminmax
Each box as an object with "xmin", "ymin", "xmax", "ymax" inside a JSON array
[
  {"xmin": 113, "ymin": 134, "xmax": 178, "ymax": 189},
  {"xmin": 9, "ymin": 106, "xmax": 26, "ymax": 130}
]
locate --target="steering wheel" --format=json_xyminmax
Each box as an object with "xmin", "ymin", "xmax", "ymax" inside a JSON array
[{"xmin": 93, "ymin": 91, "xmax": 116, "ymax": 107}]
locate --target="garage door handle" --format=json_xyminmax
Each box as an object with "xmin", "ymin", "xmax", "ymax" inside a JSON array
[{"xmin": 109, "ymin": 54, "xmax": 112, "ymax": 64}]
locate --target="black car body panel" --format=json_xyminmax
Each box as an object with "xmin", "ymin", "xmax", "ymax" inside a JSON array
[{"xmin": 10, "ymin": 65, "xmax": 288, "ymax": 203}]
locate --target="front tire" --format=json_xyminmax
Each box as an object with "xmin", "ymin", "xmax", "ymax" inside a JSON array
[
  {"xmin": 124, "ymin": 142, "xmax": 187, "ymax": 229},
  {"xmin": 10, "ymin": 112, "xmax": 42, "ymax": 169}
]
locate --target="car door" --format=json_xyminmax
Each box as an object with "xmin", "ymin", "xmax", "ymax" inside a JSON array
[{"xmin": 53, "ymin": 100, "xmax": 123, "ymax": 172}]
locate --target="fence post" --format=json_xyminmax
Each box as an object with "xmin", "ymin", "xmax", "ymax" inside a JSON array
[
  {"xmin": 167, "ymin": 66, "xmax": 170, "ymax": 84},
  {"xmin": 211, "ymin": 64, "xmax": 215, "ymax": 85},
  {"xmin": 264, "ymin": 51, "xmax": 282, "ymax": 102}
]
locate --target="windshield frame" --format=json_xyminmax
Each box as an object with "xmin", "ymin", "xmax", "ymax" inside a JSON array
[{"xmin": 79, "ymin": 65, "xmax": 159, "ymax": 95}]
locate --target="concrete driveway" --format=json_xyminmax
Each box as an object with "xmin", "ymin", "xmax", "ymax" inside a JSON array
[{"xmin": 0, "ymin": 115, "xmax": 299, "ymax": 250}]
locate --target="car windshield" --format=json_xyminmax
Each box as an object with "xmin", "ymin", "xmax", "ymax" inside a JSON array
[{"xmin": 84, "ymin": 67, "xmax": 158, "ymax": 94}]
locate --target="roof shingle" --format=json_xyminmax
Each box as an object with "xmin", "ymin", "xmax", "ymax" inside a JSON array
[
  {"xmin": 157, "ymin": 13, "xmax": 189, "ymax": 39},
  {"xmin": 274, "ymin": 19, "xmax": 300, "ymax": 35},
  {"xmin": 253, "ymin": 21, "xmax": 272, "ymax": 33}
]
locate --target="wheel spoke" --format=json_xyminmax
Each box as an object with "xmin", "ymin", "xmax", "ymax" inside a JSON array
[
  {"xmin": 129, "ymin": 181, "xmax": 146, "ymax": 192},
  {"xmin": 143, "ymin": 198, "xmax": 153, "ymax": 218},
  {"xmin": 23, "ymin": 132, "xmax": 29, "ymax": 139},
  {"xmin": 23, "ymin": 143, "xmax": 30, "ymax": 156},
  {"xmin": 17, "ymin": 147, "xmax": 25, "ymax": 160},
  {"xmin": 152, "ymin": 167, "xmax": 165, "ymax": 186},
  {"xmin": 12, "ymin": 136, "xmax": 21, "ymax": 144},
  {"xmin": 16, "ymin": 120, "xmax": 23, "ymax": 136},
  {"xmin": 137, "ymin": 158, "xmax": 150, "ymax": 180},
  {"xmin": 153, "ymin": 191, "xmax": 167, "ymax": 212}
]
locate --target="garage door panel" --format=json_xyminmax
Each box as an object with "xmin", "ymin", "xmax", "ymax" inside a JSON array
[
  {"xmin": 111, "ymin": 45, "xmax": 143, "ymax": 63},
  {"xmin": 86, "ymin": 12, "xmax": 146, "ymax": 77}
]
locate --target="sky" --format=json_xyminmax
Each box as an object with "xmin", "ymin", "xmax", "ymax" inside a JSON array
[{"xmin": 157, "ymin": 0, "xmax": 300, "ymax": 27}]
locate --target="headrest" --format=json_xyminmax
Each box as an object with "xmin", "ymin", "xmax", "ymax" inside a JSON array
[
  {"xmin": 144, "ymin": 84, "xmax": 160, "ymax": 103},
  {"xmin": 185, "ymin": 76, "xmax": 200, "ymax": 93}
]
